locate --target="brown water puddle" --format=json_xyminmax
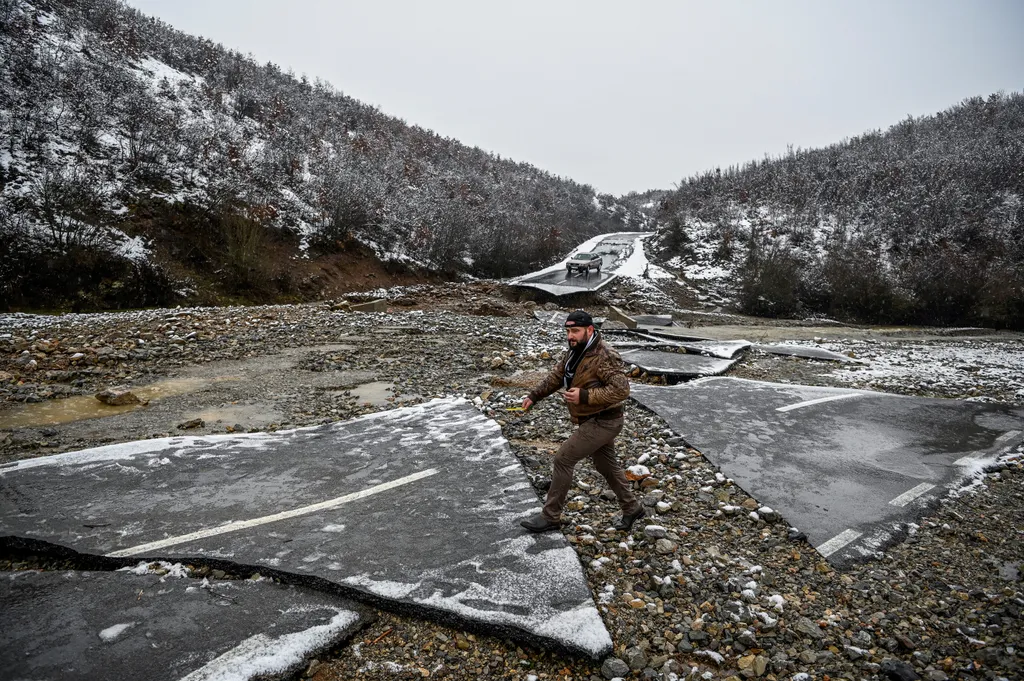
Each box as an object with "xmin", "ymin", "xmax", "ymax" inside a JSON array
[
  {"xmin": 189, "ymin": 403, "xmax": 284, "ymax": 429},
  {"xmin": 346, "ymin": 381, "xmax": 395, "ymax": 406},
  {"xmin": 0, "ymin": 377, "xmax": 239, "ymax": 428}
]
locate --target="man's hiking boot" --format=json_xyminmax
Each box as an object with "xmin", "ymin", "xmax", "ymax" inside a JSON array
[
  {"xmin": 612, "ymin": 506, "xmax": 645, "ymax": 532},
  {"xmin": 520, "ymin": 514, "xmax": 560, "ymax": 533}
]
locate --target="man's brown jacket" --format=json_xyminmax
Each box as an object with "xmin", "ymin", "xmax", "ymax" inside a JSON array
[{"xmin": 528, "ymin": 334, "xmax": 629, "ymax": 423}]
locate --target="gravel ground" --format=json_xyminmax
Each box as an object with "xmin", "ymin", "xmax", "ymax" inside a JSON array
[{"xmin": 2, "ymin": 280, "xmax": 1022, "ymax": 681}]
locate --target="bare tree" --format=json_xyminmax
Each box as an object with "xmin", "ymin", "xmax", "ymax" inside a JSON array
[{"xmin": 30, "ymin": 166, "xmax": 110, "ymax": 251}]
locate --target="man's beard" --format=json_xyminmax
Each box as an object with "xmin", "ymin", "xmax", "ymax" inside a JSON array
[{"xmin": 568, "ymin": 334, "xmax": 589, "ymax": 349}]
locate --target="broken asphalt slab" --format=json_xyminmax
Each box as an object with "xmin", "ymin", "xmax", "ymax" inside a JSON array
[
  {"xmin": 753, "ymin": 343, "xmax": 858, "ymax": 363},
  {"xmin": 620, "ymin": 349, "xmax": 739, "ymax": 377},
  {"xmin": 619, "ymin": 332, "xmax": 751, "ymax": 359},
  {"xmin": 0, "ymin": 398, "xmax": 612, "ymax": 659},
  {"xmin": 642, "ymin": 327, "xmax": 854, "ymax": 362},
  {"xmin": 635, "ymin": 326, "xmax": 715, "ymax": 342},
  {"xmin": 1, "ymin": 566, "xmax": 368, "ymax": 681},
  {"xmin": 514, "ymin": 269, "xmax": 618, "ymax": 296},
  {"xmin": 630, "ymin": 377, "xmax": 1024, "ymax": 568}
]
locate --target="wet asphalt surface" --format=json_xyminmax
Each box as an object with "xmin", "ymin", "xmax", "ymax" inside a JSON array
[
  {"xmin": 631, "ymin": 377, "xmax": 1024, "ymax": 567},
  {"xmin": 1, "ymin": 568, "xmax": 368, "ymax": 681},
  {"xmin": 1, "ymin": 399, "xmax": 610, "ymax": 659}
]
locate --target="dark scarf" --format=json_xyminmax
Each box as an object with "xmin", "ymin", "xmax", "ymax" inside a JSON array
[{"xmin": 564, "ymin": 331, "xmax": 599, "ymax": 389}]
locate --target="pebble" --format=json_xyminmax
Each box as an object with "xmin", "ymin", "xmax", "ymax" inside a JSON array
[{"xmin": 601, "ymin": 657, "xmax": 629, "ymax": 679}]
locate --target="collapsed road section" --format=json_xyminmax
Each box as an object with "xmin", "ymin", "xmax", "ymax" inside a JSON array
[
  {"xmin": 0, "ymin": 398, "xmax": 612, "ymax": 661},
  {"xmin": 631, "ymin": 377, "xmax": 1024, "ymax": 568},
  {"xmin": 512, "ymin": 232, "xmax": 653, "ymax": 296},
  {"xmin": 1, "ymin": 567, "xmax": 369, "ymax": 681}
]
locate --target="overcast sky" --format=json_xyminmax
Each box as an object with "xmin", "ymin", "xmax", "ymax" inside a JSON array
[{"xmin": 124, "ymin": 0, "xmax": 1023, "ymax": 196}]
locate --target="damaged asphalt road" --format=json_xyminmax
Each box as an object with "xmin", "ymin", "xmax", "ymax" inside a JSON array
[{"xmin": 2, "ymin": 285, "xmax": 1024, "ymax": 681}]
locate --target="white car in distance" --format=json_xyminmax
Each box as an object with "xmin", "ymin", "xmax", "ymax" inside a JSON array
[{"xmin": 566, "ymin": 252, "xmax": 603, "ymax": 275}]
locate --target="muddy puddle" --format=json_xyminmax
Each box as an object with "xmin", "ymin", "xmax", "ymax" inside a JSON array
[
  {"xmin": 0, "ymin": 377, "xmax": 240, "ymax": 428},
  {"xmin": 325, "ymin": 381, "xmax": 423, "ymax": 408},
  {"xmin": 345, "ymin": 381, "xmax": 395, "ymax": 406},
  {"xmin": 189, "ymin": 403, "xmax": 285, "ymax": 430}
]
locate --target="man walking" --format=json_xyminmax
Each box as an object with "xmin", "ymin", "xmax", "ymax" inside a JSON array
[{"xmin": 520, "ymin": 310, "xmax": 645, "ymax": 533}]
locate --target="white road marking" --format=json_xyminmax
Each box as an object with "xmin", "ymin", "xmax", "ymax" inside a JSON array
[
  {"xmin": 106, "ymin": 468, "xmax": 439, "ymax": 558},
  {"xmin": 776, "ymin": 393, "xmax": 862, "ymax": 412},
  {"xmin": 816, "ymin": 528, "xmax": 863, "ymax": 557},
  {"xmin": 995, "ymin": 430, "xmax": 1021, "ymax": 445},
  {"xmin": 889, "ymin": 482, "xmax": 935, "ymax": 507}
]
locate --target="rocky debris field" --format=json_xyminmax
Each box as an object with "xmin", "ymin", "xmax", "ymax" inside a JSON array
[{"xmin": 1, "ymin": 279, "xmax": 1023, "ymax": 681}]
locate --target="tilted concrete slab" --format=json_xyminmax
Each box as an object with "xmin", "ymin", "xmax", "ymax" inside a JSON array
[
  {"xmin": 606, "ymin": 306, "xmax": 638, "ymax": 329},
  {"xmin": 638, "ymin": 326, "xmax": 714, "ymax": 342},
  {"xmin": 0, "ymin": 399, "xmax": 611, "ymax": 658},
  {"xmin": 621, "ymin": 349, "xmax": 739, "ymax": 377},
  {"xmin": 625, "ymin": 332, "xmax": 751, "ymax": 359},
  {"xmin": 633, "ymin": 315, "xmax": 674, "ymax": 329},
  {"xmin": 1, "ymin": 567, "xmax": 367, "ymax": 681},
  {"xmin": 754, "ymin": 343, "xmax": 857, "ymax": 362},
  {"xmin": 630, "ymin": 378, "xmax": 1024, "ymax": 568}
]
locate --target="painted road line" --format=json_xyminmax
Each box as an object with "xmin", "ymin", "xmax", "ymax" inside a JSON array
[
  {"xmin": 995, "ymin": 430, "xmax": 1022, "ymax": 445},
  {"xmin": 106, "ymin": 468, "xmax": 439, "ymax": 558},
  {"xmin": 955, "ymin": 452, "xmax": 981, "ymax": 465},
  {"xmin": 816, "ymin": 528, "xmax": 863, "ymax": 557},
  {"xmin": 777, "ymin": 393, "xmax": 862, "ymax": 413},
  {"xmin": 889, "ymin": 482, "xmax": 935, "ymax": 507}
]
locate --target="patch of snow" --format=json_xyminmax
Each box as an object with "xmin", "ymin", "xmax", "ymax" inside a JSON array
[
  {"xmin": 117, "ymin": 561, "xmax": 191, "ymax": 578},
  {"xmin": 99, "ymin": 622, "xmax": 135, "ymax": 642},
  {"xmin": 115, "ymin": 235, "xmax": 151, "ymax": 263},
  {"xmin": 695, "ymin": 649, "xmax": 724, "ymax": 664},
  {"xmin": 179, "ymin": 608, "xmax": 359, "ymax": 681}
]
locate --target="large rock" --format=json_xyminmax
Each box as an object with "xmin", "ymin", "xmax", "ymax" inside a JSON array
[
  {"xmin": 794, "ymin": 616, "xmax": 824, "ymax": 640},
  {"xmin": 95, "ymin": 388, "xmax": 141, "ymax": 406}
]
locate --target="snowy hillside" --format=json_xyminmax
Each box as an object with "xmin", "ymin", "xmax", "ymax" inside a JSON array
[
  {"xmin": 631, "ymin": 94, "xmax": 1024, "ymax": 329},
  {"xmin": 0, "ymin": 0, "xmax": 652, "ymax": 310}
]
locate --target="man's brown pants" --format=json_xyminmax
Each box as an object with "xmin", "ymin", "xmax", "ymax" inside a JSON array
[{"xmin": 541, "ymin": 414, "xmax": 640, "ymax": 522}]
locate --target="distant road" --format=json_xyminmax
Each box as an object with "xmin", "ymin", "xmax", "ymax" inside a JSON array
[{"xmin": 513, "ymin": 232, "xmax": 652, "ymax": 296}]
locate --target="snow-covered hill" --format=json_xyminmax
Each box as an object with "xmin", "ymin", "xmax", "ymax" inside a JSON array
[
  {"xmin": 630, "ymin": 94, "xmax": 1024, "ymax": 329},
  {"xmin": 0, "ymin": 0, "xmax": 652, "ymax": 310}
]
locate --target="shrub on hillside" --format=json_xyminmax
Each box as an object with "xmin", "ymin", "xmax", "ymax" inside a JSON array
[
  {"xmin": 0, "ymin": 228, "xmax": 177, "ymax": 311},
  {"xmin": 737, "ymin": 239, "xmax": 804, "ymax": 317},
  {"xmin": 220, "ymin": 210, "xmax": 269, "ymax": 294},
  {"xmin": 814, "ymin": 234, "xmax": 904, "ymax": 322}
]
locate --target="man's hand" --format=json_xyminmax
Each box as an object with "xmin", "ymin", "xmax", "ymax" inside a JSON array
[
  {"xmin": 562, "ymin": 388, "xmax": 581, "ymax": 405},
  {"xmin": 522, "ymin": 396, "xmax": 534, "ymax": 410}
]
